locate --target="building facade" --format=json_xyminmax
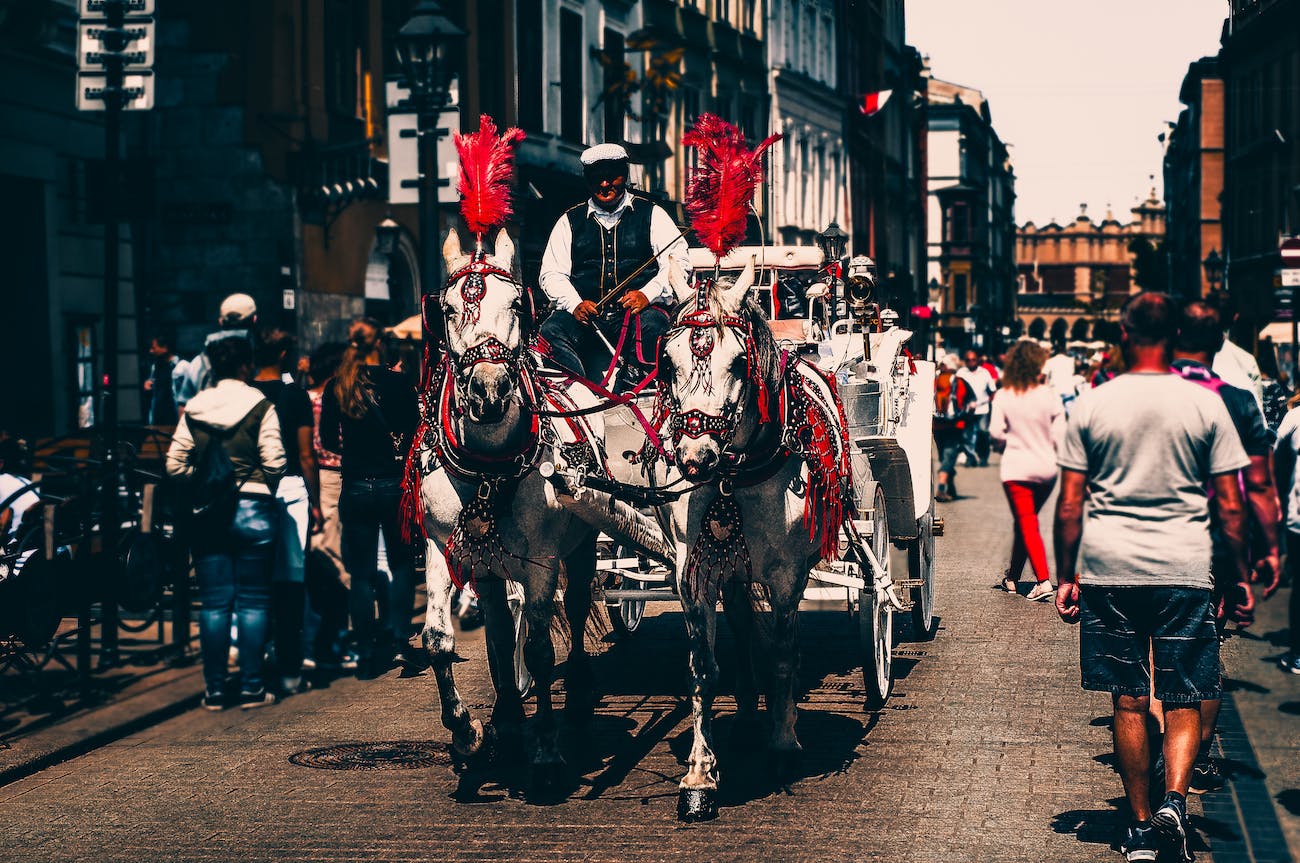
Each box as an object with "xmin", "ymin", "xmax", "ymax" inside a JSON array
[
  {"xmin": 925, "ymin": 75, "xmax": 1016, "ymax": 350},
  {"xmin": 1014, "ymin": 193, "xmax": 1166, "ymax": 342},
  {"xmin": 1219, "ymin": 0, "xmax": 1300, "ymax": 331},
  {"xmin": 1163, "ymin": 56, "xmax": 1225, "ymax": 299}
]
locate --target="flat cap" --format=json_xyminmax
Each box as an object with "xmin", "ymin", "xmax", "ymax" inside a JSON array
[{"xmin": 580, "ymin": 143, "xmax": 629, "ymax": 166}]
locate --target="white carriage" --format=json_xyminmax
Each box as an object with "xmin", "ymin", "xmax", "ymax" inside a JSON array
[{"xmin": 557, "ymin": 244, "xmax": 941, "ymax": 707}]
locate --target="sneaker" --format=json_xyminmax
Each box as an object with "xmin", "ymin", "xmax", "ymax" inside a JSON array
[
  {"xmin": 279, "ymin": 675, "xmax": 310, "ymax": 696},
  {"xmin": 1279, "ymin": 653, "xmax": 1300, "ymax": 674},
  {"xmin": 1025, "ymin": 580, "xmax": 1054, "ymax": 602},
  {"xmin": 1189, "ymin": 755, "xmax": 1224, "ymax": 794},
  {"xmin": 1121, "ymin": 823, "xmax": 1159, "ymax": 862},
  {"xmin": 301, "ymin": 657, "xmax": 317, "ymax": 671},
  {"xmin": 1150, "ymin": 792, "xmax": 1193, "ymax": 862},
  {"xmin": 201, "ymin": 691, "xmax": 226, "ymax": 711},
  {"xmin": 340, "ymin": 650, "xmax": 360, "ymax": 671},
  {"xmin": 238, "ymin": 689, "xmax": 277, "ymax": 710},
  {"xmin": 935, "ymin": 484, "xmax": 953, "ymax": 503}
]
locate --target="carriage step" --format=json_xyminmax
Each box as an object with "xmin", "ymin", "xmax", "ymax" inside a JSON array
[
  {"xmin": 932, "ymin": 516, "xmax": 945, "ymax": 537},
  {"xmin": 603, "ymin": 588, "xmax": 676, "ymax": 603},
  {"xmin": 893, "ymin": 578, "xmax": 924, "ymax": 589}
]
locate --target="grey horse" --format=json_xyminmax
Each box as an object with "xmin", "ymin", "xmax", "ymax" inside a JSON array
[{"xmin": 415, "ymin": 227, "xmax": 602, "ymax": 792}]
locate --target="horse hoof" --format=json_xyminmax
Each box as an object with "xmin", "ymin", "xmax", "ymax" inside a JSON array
[
  {"xmin": 677, "ymin": 787, "xmax": 718, "ymax": 823},
  {"xmin": 529, "ymin": 762, "xmax": 568, "ymax": 800},
  {"xmin": 451, "ymin": 719, "xmax": 486, "ymax": 760},
  {"xmin": 485, "ymin": 724, "xmax": 526, "ymax": 767}
]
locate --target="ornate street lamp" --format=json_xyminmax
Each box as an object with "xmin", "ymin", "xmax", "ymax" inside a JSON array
[
  {"xmin": 375, "ymin": 217, "xmax": 402, "ymax": 256},
  {"xmin": 1202, "ymin": 248, "xmax": 1224, "ymax": 291},
  {"xmin": 816, "ymin": 220, "xmax": 849, "ymax": 264},
  {"xmin": 394, "ymin": 1, "xmax": 464, "ymax": 360}
]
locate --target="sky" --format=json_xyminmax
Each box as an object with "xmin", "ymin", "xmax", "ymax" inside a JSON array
[{"xmin": 907, "ymin": 0, "xmax": 1229, "ymax": 227}]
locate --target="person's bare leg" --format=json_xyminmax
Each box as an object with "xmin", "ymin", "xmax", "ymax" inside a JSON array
[
  {"xmin": 1162, "ymin": 703, "xmax": 1202, "ymax": 796},
  {"xmin": 1200, "ymin": 698, "xmax": 1220, "ymax": 746},
  {"xmin": 1115, "ymin": 694, "xmax": 1154, "ymax": 822}
]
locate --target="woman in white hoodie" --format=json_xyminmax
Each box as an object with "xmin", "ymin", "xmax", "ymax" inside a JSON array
[{"xmin": 166, "ymin": 337, "xmax": 286, "ymax": 709}]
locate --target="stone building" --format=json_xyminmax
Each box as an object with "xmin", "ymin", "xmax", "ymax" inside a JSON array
[
  {"xmin": 1014, "ymin": 192, "xmax": 1166, "ymax": 342},
  {"xmin": 1218, "ymin": 0, "xmax": 1300, "ymax": 330},
  {"xmin": 925, "ymin": 75, "xmax": 1016, "ymax": 350},
  {"xmin": 1163, "ymin": 56, "xmax": 1225, "ymax": 299}
]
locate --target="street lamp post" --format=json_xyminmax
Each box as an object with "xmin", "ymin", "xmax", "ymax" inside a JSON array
[
  {"xmin": 394, "ymin": 1, "xmax": 464, "ymax": 368},
  {"xmin": 1202, "ymin": 248, "xmax": 1224, "ymax": 293}
]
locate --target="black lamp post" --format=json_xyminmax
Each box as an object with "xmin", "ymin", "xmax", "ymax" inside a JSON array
[
  {"xmin": 816, "ymin": 220, "xmax": 848, "ymax": 265},
  {"xmin": 1202, "ymin": 248, "xmax": 1224, "ymax": 292},
  {"xmin": 395, "ymin": 1, "xmax": 464, "ymax": 362}
]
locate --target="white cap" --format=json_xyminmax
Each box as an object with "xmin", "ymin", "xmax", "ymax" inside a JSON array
[
  {"xmin": 580, "ymin": 143, "xmax": 629, "ymax": 166},
  {"xmin": 219, "ymin": 293, "xmax": 257, "ymax": 325}
]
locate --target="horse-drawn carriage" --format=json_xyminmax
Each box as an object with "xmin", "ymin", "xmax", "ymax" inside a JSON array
[{"xmin": 412, "ymin": 113, "xmax": 940, "ymax": 821}]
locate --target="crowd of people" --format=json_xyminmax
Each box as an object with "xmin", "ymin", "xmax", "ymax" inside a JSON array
[
  {"xmin": 936, "ymin": 290, "xmax": 1298, "ymax": 862},
  {"xmin": 157, "ymin": 295, "xmax": 440, "ymax": 711}
]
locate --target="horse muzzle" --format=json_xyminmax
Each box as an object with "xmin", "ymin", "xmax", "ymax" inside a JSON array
[
  {"xmin": 677, "ymin": 438, "xmax": 721, "ymax": 482},
  {"xmin": 464, "ymin": 364, "xmax": 515, "ymax": 424}
]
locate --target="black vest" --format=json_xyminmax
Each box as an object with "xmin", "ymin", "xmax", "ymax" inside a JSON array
[{"xmin": 565, "ymin": 197, "xmax": 658, "ymax": 311}]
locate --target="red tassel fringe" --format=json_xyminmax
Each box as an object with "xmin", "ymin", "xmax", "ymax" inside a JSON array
[
  {"xmin": 455, "ymin": 115, "xmax": 526, "ymax": 237},
  {"xmin": 681, "ymin": 114, "xmax": 782, "ymax": 259}
]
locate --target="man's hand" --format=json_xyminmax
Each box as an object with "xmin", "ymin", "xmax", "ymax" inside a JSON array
[
  {"xmin": 619, "ymin": 290, "xmax": 650, "ymax": 315},
  {"xmin": 1223, "ymin": 579, "xmax": 1257, "ymax": 627},
  {"xmin": 310, "ymin": 504, "xmax": 324, "ymax": 535},
  {"xmin": 143, "ymin": 378, "xmax": 154, "ymax": 392},
  {"xmin": 1056, "ymin": 580, "xmax": 1081, "ymax": 623},
  {"xmin": 574, "ymin": 300, "xmax": 599, "ymax": 324},
  {"xmin": 1254, "ymin": 553, "xmax": 1282, "ymax": 598}
]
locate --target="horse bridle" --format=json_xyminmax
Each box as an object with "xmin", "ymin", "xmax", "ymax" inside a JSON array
[{"xmin": 442, "ymin": 250, "xmax": 530, "ymax": 384}]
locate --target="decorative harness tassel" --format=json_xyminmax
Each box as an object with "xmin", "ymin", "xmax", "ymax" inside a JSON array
[{"xmin": 682, "ymin": 484, "xmax": 752, "ymax": 605}]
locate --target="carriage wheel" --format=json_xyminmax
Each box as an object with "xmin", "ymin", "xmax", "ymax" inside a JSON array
[
  {"xmin": 506, "ymin": 581, "xmax": 533, "ymax": 697},
  {"xmin": 908, "ymin": 509, "xmax": 937, "ymax": 640},
  {"xmin": 858, "ymin": 484, "xmax": 893, "ymax": 708},
  {"xmin": 606, "ymin": 546, "xmax": 648, "ymax": 637}
]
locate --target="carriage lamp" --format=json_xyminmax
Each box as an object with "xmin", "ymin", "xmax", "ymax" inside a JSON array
[
  {"xmin": 1202, "ymin": 248, "xmax": 1224, "ymax": 291},
  {"xmin": 375, "ymin": 217, "xmax": 402, "ymax": 256},
  {"xmin": 847, "ymin": 254, "xmax": 876, "ymax": 302},
  {"xmin": 816, "ymin": 221, "xmax": 848, "ymax": 265}
]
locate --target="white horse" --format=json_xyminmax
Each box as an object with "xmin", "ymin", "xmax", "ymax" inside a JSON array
[
  {"xmin": 659, "ymin": 260, "xmax": 852, "ymax": 821},
  {"xmin": 414, "ymin": 227, "xmax": 603, "ymax": 792}
]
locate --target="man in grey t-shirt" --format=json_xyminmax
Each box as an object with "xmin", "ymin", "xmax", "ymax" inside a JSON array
[{"xmin": 1053, "ymin": 292, "xmax": 1251, "ymax": 863}]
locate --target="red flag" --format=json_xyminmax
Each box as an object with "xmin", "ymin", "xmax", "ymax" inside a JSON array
[{"xmin": 858, "ymin": 90, "xmax": 892, "ymax": 117}]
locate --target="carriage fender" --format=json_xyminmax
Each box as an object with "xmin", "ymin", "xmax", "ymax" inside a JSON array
[{"xmin": 855, "ymin": 437, "xmax": 918, "ymax": 543}]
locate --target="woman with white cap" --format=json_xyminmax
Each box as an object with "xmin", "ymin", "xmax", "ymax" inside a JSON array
[{"xmin": 538, "ymin": 143, "xmax": 691, "ymax": 387}]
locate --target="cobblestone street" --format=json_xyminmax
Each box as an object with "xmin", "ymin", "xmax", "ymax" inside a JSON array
[{"xmin": 3, "ymin": 461, "xmax": 1296, "ymax": 862}]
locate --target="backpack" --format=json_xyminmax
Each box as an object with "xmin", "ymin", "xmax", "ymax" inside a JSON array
[
  {"xmin": 934, "ymin": 373, "xmax": 974, "ymax": 431},
  {"xmin": 178, "ymin": 400, "xmax": 271, "ymax": 524}
]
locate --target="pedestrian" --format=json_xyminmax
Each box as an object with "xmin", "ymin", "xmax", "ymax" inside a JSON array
[
  {"xmin": 934, "ymin": 354, "xmax": 974, "ymax": 502},
  {"xmin": 318, "ymin": 318, "xmax": 418, "ymax": 679},
  {"xmin": 956, "ymin": 349, "xmax": 996, "ymax": 466},
  {"xmin": 1151, "ymin": 300, "xmax": 1281, "ymax": 793},
  {"xmin": 1042, "ymin": 339, "xmax": 1075, "ymax": 403},
  {"xmin": 538, "ymin": 142, "xmax": 691, "ymax": 387},
  {"xmin": 989, "ymin": 340, "xmax": 1062, "ymax": 601},
  {"xmin": 250, "ymin": 326, "xmax": 322, "ymax": 696},
  {"xmin": 1054, "ymin": 292, "xmax": 1252, "ymax": 863},
  {"xmin": 1206, "ymin": 289, "xmax": 1265, "ymax": 412},
  {"xmin": 173, "ymin": 293, "xmax": 258, "ymax": 412},
  {"xmin": 1272, "ymin": 398, "xmax": 1300, "ymax": 675},
  {"xmin": 143, "ymin": 333, "xmax": 179, "ymax": 426},
  {"xmin": 0, "ymin": 438, "xmax": 38, "ymax": 543},
  {"xmin": 304, "ymin": 341, "xmax": 353, "ymax": 671},
  {"xmin": 165, "ymin": 336, "xmax": 286, "ymax": 710}
]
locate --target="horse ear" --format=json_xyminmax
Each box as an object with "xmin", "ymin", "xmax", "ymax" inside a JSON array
[
  {"xmin": 717, "ymin": 257, "xmax": 755, "ymax": 314},
  {"xmin": 443, "ymin": 228, "xmax": 465, "ymax": 269},
  {"xmin": 668, "ymin": 256, "xmax": 691, "ymax": 302},
  {"xmin": 492, "ymin": 228, "xmax": 516, "ymax": 272}
]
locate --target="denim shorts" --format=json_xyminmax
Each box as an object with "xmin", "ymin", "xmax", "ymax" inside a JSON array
[{"xmin": 1079, "ymin": 585, "xmax": 1220, "ymax": 704}]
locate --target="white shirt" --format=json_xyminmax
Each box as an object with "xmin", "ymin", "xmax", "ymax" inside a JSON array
[
  {"xmin": 956, "ymin": 365, "xmax": 997, "ymax": 415},
  {"xmin": 0, "ymin": 473, "xmax": 39, "ymax": 539},
  {"xmin": 538, "ymin": 193, "xmax": 690, "ymax": 312},
  {"xmin": 1275, "ymin": 408, "xmax": 1300, "ymax": 532},
  {"xmin": 989, "ymin": 386, "xmax": 1064, "ymax": 484},
  {"xmin": 1212, "ymin": 337, "xmax": 1264, "ymax": 412},
  {"xmin": 1042, "ymin": 353, "xmax": 1076, "ymax": 399}
]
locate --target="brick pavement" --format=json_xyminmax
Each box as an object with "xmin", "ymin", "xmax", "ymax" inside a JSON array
[{"xmin": 0, "ymin": 461, "xmax": 1280, "ymax": 861}]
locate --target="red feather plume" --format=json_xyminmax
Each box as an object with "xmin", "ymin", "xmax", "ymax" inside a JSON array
[
  {"xmin": 454, "ymin": 114, "xmax": 526, "ymax": 237},
  {"xmin": 681, "ymin": 114, "xmax": 782, "ymax": 259}
]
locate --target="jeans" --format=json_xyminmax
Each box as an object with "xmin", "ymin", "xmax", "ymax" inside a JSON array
[
  {"xmin": 1003, "ymin": 479, "xmax": 1055, "ymax": 582},
  {"xmin": 272, "ymin": 475, "xmax": 310, "ymax": 682},
  {"xmin": 340, "ymin": 476, "xmax": 416, "ymax": 658},
  {"xmin": 539, "ymin": 305, "xmax": 670, "ymax": 388},
  {"xmin": 1290, "ymin": 530, "xmax": 1300, "ymax": 653},
  {"xmin": 304, "ymin": 469, "xmax": 349, "ymax": 664},
  {"xmin": 964, "ymin": 412, "xmax": 990, "ymax": 465},
  {"xmin": 194, "ymin": 496, "xmax": 278, "ymax": 695}
]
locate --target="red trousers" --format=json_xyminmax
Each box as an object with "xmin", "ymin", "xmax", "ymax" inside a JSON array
[{"xmin": 1003, "ymin": 480, "xmax": 1055, "ymax": 582}]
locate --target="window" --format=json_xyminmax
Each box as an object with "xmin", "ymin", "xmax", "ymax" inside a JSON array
[
  {"xmin": 953, "ymin": 274, "xmax": 968, "ymax": 311},
  {"xmin": 324, "ymin": 0, "xmax": 365, "ymax": 119},
  {"xmin": 602, "ymin": 28, "xmax": 626, "ymax": 143},
  {"xmin": 802, "ymin": 5, "xmax": 814, "ymax": 75},
  {"xmin": 517, "ymin": 0, "xmax": 544, "ymax": 132},
  {"xmin": 559, "ymin": 9, "xmax": 584, "ymax": 143},
  {"xmin": 70, "ymin": 320, "xmax": 97, "ymax": 428},
  {"xmin": 787, "ymin": 0, "xmax": 798, "ymax": 68},
  {"xmin": 477, "ymin": 0, "xmax": 507, "ymax": 121},
  {"xmin": 949, "ymin": 203, "xmax": 970, "ymax": 244}
]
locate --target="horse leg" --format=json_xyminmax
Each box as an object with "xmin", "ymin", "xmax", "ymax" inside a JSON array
[
  {"xmin": 420, "ymin": 539, "xmax": 483, "ymax": 762},
  {"xmin": 678, "ymin": 588, "xmax": 721, "ymax": 822},
  {"xmin": 764, "ymin": 571, "xmax": 804, "ymax": 780},
  {"xmin": 476, "ymin": 578, "xmax": 526, "ymax": 760},
  {"xmin": 521, "ymin": 564, "xmax": 566, "ymax": 795},
  {"xmin": 561, "ymin": 532, "xmax": 598, "ymax": 721},
  {"xmin": 721, "ymin": 580, "xmax": 762, "ymax": 746}
]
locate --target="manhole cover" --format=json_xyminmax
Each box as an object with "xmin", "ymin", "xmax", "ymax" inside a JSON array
[{"xmin": 289, "ymin": 741, "xmax": 451, "ymax": 770}]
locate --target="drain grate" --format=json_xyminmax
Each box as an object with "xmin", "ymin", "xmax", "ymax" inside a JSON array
[
  {"xmin": 289, "ymin": 741, "xmax": 451, "ymax": 770},
  {"xmin": 893, "ymin": 649, "xmax": 928, "ymax": 659}
]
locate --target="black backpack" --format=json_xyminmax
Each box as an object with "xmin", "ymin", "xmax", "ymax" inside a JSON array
[{"xmin": 179, "ymin": 400, "xmax": 271, "ymax": 523}]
